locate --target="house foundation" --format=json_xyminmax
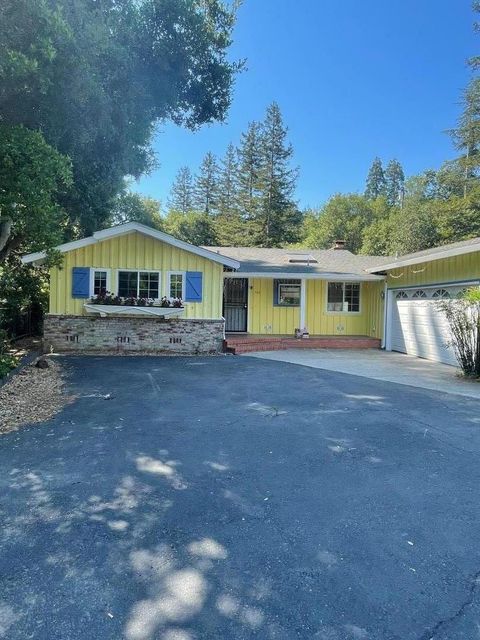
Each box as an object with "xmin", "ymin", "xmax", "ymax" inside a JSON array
[{"xmin": 43, "ymin": 315, "xmax": 225, "ymax": 355}]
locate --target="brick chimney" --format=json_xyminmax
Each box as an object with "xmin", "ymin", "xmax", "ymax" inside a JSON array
[{"xmin": 333, "ymin": 240, "xmax": 347, "ymax": 250}]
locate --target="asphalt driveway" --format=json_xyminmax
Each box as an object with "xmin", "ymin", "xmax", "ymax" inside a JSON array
[{"xmin": 1, "ymin": 356, "xmax": 480, "ymax": 640}]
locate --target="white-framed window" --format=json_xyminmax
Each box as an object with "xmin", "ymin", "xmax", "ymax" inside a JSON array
[
  {"xmin": 90, "ymin": 269, "xmax": 111, "ymax": 296},
  {"xmin": 327, "ymin": 282, "xmax": 361, "ymax": 313},
  {"xmin": 277, "ymin": 281, "xmax": 301, "ymax": 306},
  {"xmin": 167, "ymin": 271, "xmax": 185, "ymax": 299},
  {"xmin": 117, "ymin": 270, "xmax": 161, "ymax": 299}
]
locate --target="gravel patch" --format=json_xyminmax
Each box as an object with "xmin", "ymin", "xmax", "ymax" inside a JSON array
[{"xmin": 0, "ymin": 358, "xmax": 73, "ymax": 434}]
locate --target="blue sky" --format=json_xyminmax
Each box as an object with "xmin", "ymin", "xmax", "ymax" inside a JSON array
[{"xmin": 133, "ymin": 0, "xmax": 477, "ymax": 210}]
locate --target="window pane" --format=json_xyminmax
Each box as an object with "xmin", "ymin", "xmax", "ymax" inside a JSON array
[
  {"xmin": 118, "ymin": 271, "xmax": 138, "ymax": 297},
  {"xmin": 278, "ymin": 284, "xmax": 300, "ymax": 306},
  {"xmin": 169, "ymin": 274, "xmax": 183, "ymax": 299},
  {"xmin": 139, "ymin": 272, "xmax": 159, "ymax": 299},
  {"xmin": 93, "ymin": 271, "xmax": 107, "ymax": 295},
  {"xmin": 344, "ymin": 283, "xmax": 360, "ymax": 312},
  {"xmin": 412, "ymin": 289, "xmax": 427, "ymax": 298},
  {"xmin": 327, "ymin": 282, "xmax": 344, "ymax": 311},
  {"xmin": 432, "ymin": 288, "xmax": 450, "ymax": 299}
]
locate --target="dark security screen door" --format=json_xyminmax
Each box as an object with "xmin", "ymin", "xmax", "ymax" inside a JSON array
[{"xmin": 224, "ymin": 278, "xmax": 248, "ymax": 332}]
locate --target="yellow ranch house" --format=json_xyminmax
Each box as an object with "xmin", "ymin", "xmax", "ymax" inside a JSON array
[{"xmin": 21, "ymin": 222, "xmax": 480, "ymax": 364}]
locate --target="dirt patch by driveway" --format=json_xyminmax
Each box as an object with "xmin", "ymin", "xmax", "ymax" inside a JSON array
[{"xmin": 0, "ymin": 358, "xmax": 72, "ymax": 434}]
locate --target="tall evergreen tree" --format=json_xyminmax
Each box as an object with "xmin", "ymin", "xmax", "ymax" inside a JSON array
[
  {"xmin": 255, "ymin": 102, "xmax": 300, "ymax": 246},
  {"xmin": 168, "ymin": 166, "xmax": 194, "ymax": 214},
  {"xmin": 365, "ymin": 157, "xmax": 386, "ymax": 199},
  {"xmin": 215, "ymin": 143, "xmax": 244, "ymax": 245},
  {"xmin": 218, "ymin": 144, "xmax": 238, "ymax": 216},
  {"xmin": 194, "ymin": 152, "xmax": 219, "ymax": 214},
  {"xmin": 450, "ymin": 78, "xmax": 480, "ymax": 197},
  {"xmin": 236, "ymin": 121, "xmax": 263, "ymax": 242},
  {"xmin": 385, "ymin": 159, "xmax": 405, "ymax": 206}
]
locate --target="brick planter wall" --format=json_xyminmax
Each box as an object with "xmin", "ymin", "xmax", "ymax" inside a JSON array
[{"xmin": 43, "ymin": 315, "xmax": 225, "ymax": 355}]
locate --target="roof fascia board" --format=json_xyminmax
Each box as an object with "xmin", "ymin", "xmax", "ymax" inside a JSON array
[
  {"xmin": 21, "ymin": 237, "xmax": 98, "ymax": 264},
  {"xmin": 223, "ymin": 271, "xmax": 385, "ymax": 281},
  {"xmin": 367, "ymin": 243, "xmax": 480, "ymax": 273}
]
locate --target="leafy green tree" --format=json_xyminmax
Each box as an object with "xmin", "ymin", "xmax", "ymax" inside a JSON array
[
  {"xmin": 0, "ymin": 257, "xmax": 48, "ymax": 337},
  {"xmin": 359, "ymin": 197, "xmax": 393, "ymax": 255},
  {"xmin": 361, "ymin": 217, "xmax": 393, "ymax": 255},
  {"xmin": 0, "ymin": 0, "xmax": 240, "ymax": 234},
  {"xmin": 365, "ymin": 157, "xmax": 386, "ymax": 200},
  {"xmin": 194, "ymin": 152, "xmax": 219, "ymax": 214},
  {"xmin": 384, "ymin": 159, "xmax": 405, "ymax": 206},
  {"xmin": 389, "ymin": 201, "xmax": 439, "ymax": 255},
  {"xmin": 110, "ymin": 192, "xmax": 163, "ymax": 230},
  {"xmin": 302, "ymin": 194, "xmax": 375, "ymax": 253},
  {"xmin": 168, "ymin": 167, "xmax": 194, "ymax": 215},
  {"xmin": 254, "ymin": 102, "xmax": 301, "ymax": 246},
  {"xmin": 163, "ymin": 211, "xmax": 216, "ymax": 246},
  {"xmin": 436, "ymin": 186, "xmax": 480, "ymax": 242},
  {"xmin": 0, "ymin": 125, "xmax": 72, "ymax": 263}
]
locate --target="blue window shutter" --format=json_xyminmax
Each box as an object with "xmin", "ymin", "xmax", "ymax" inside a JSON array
[
  {"xmin": 185, "ymin": 271, "xmax": 202, "ymax": 302},
  {"xmin": 72, "ymin": 267, "xmax": 90, "ymax": 298},
  {"xmin": 273, "ymin": 280, "xmax": 279, "ymax": 305}
]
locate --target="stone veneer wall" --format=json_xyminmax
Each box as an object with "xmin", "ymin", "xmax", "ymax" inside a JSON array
[{"xmin": 43, "ymin": 315, "xmax": 225, "ymax": 355}]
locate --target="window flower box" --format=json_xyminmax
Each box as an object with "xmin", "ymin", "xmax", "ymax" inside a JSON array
[
  {"xmin": 84, "ymin": 304, "xmax": 185, "ymax": 318},
  {"xmin": 84, "ymin": 293, "xmax": 184, "ymax": 318}
]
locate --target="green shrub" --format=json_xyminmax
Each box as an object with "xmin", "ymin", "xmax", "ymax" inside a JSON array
[
  {"xmin": 0, "ymin": 329, "xmax": 17, "ymax": 379},
  {"xmin": 437, "ymin": 287, "xmax": 480, "ymax": 377},
  {"xmin": 0, "ymin": 354, "xmax": 17, "ymax": 379}
]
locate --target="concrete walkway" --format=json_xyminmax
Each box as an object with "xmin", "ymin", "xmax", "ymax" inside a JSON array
[{"xmin": 245, "ymin": 348, "xmax": 480, "ymax": 399}]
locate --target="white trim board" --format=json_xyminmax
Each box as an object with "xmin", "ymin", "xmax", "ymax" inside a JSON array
[
  {"xmin": 223, "ymin": 272, "xmax": 384, "ymax": 282},
  {"xmin": 21, "ymin": 222, "xmax": 240, "ymax": 269},
  {"xmin": 167, "ymin": 271, "xmax": 186, "ymax": 299},
  {"xmin": 387, "ymin": 279, "xmax": 480, "ymax": 291},
  {"xmin": 367, "ymin": 241, "xmax": 480, "ymax": 273},
  {"xmin": 89, "ymin": 268, "xmax": 111, "ymax": 297}
]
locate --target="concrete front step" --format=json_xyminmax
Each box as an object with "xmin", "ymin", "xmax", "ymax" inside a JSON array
[{"xmin": 226, "ymin": 336, "xmax": 381, "ymax": 354}]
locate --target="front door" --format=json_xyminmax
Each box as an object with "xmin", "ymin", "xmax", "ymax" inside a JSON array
[{"xmin": 224, "ymin": 278, "xmax": 248, "ymax": 332}]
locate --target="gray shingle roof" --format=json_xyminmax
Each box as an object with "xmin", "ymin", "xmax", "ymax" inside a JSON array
[{"xmin": 204, "ymin": 247, "xmax": 389, "ymax": 279}]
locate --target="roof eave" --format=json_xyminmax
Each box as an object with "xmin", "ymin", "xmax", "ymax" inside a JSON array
[
  {"xmin": 21, "ymin": 222, "xmax": 240, "ymax": 269},
  {"xmin": 367, "ymin": 242, "xmax": 480, "ymax": 273},
  {"xmin": 224, "ymin": 271, "xmax": 385, "ymax": 281}
]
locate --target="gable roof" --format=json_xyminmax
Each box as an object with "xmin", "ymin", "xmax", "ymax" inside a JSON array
[
  {"xmin": 366, "ymin": 236, "xmax": 480, "ymax": 273},
  {"xmin": 21, "ymin": 222, "xmax": 240, "ymax": 269},
  {"xmin": 206, "ymin": 246, "xmax": 387, "ymax": 281}
]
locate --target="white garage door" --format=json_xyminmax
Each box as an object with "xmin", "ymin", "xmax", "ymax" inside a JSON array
[{"xmin": 388, "ymin": 286, "xmax": 468, "ymax": 366}]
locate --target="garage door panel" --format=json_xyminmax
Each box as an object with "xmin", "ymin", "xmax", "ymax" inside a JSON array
[{"xmin": 389, "ymin": 292, "xmax": 458, "ymax": 366}]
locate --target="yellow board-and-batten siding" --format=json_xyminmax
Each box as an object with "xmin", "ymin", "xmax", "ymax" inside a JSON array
[
  {"xmin": 248, "ymin": 278, "xmax": 300, "ymax": 334},
  {"xmin": 246, "ymin": 277, "xmax": 384, "ymax": 338},
  {"xmin": 386, "ymin": 252, "xmax": 480, "ymax": 289},
  {"xmin": 49, "ymin": 231, "xmax": 224, "ymax": 319},
  {"xmin": 306, "ymin": 280, "xmax": 384, "ymax": 339}
]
